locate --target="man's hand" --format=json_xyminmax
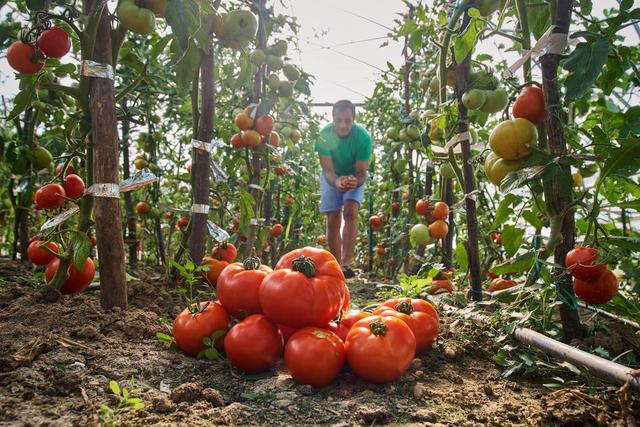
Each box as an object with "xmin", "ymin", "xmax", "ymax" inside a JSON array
[{"xmin": 335, "ymin": 176, "xmax": 358, "ymax": 192}]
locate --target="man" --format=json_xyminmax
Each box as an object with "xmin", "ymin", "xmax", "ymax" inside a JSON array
[{"xmin": 315, "ymin": 100, "xmax": 372, "ymax": 278}]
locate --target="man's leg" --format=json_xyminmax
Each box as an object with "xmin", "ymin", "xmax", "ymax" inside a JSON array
[
  {"xmin": 341, "ymin": 200, "xmax": 360, "ymax": 268},
  {"xmin": 326, "ymin": 211, "xmax": 342, "ymax": 263}
]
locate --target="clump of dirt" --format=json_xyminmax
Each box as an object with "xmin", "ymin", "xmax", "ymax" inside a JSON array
[{"xmin": 0, "ymin": 258, "xmax": 638, "ymax": 426}]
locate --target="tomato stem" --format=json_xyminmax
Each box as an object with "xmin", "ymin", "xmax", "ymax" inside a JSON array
[
  {"xmin": 394, "ymin": 301, "xmax": 414, "ymax": 315},
  {"xmin": 291, "ymin": 255, "xmax": 316, "ymax": 277},
  {"xmin": 369, "ymin": 320, "xmax": 387, "ymax": 336},
  {"xmin": 243, "ymin": 256, "xmax": 261, "ymax": 270}
]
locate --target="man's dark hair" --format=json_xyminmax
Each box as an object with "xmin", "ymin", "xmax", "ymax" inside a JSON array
[{"xmin": 332, "ymin": 99, "xmax": 356, "ymax": 118}]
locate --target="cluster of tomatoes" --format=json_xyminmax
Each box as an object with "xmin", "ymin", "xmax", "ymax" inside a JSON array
[
  {"xmin": 566, "ymin": 246, "xmax": 618, "ymax": 305},
  {"xmin": 410, "ymin": 200, "xmax": 450, "ymax": 246},
  {"xmin": 34, "ymin": 164, "xmax": 85, "ymax": 210},
  {"xmin": 27, "ymin": 236, "xmax": 96, "ymax": 294},
  {"xmin": 231, "ymin": 106, "xmax": 280, "ymax": 150},
  {"xmin": 7, "ymin": 26, "xmax": 71, "ymax": 75},
  {"xmin": 484, "ymin": 86, "xmax": 545, "ymax": 187},
  {"xmin": 171, "ymin": 247, "xmax": 440, "ymax": 386}
]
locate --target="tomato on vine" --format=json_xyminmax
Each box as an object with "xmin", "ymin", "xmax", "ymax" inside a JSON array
[
  {"xmin": 37, "ymin": 26, "xmax": 71, "ymax": 58},
  {"xmin": 7, "ymin": 41, "xmax": 43, "ymax": 74}
]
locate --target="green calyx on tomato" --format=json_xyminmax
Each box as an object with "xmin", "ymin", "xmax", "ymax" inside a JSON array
[
  {"xmin": 291, "ymin": 255, "xmax": 316, "ymax": 277},
  {"xmin": 188, "ymin": 300, "xmax": 210, "ymax": 316},
  {"xmin": 394, "ymin": 301, "xmax": 414, "ymax": 315},
  {"xmin": 116, "ymin": 0, "xmax": 156, "ymax": 35},
  {"xmin": 369, "ymin": 320, "xmax": 387, "ymax": 336},
  {"xmin": 243, "ymin": 256, "xmax": 261, "ymax": 270}
]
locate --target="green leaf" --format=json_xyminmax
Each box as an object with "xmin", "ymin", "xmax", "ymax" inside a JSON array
[
  {"xmin": 500, "ymin": 165, "xmax": 546, "ymax": 193},
  {"xmin": 8, "ymin": 87, "xmax": 34, "ymax": 121},
  {"xmin": 522, "ymin": 210, "xmax": 543, "ymax": 229},
  {"xmin": 492, "ymin": 252, "xmax": 534, "ymax": 275},
  {"xmin": 502, "ymin": 225, "xmax": 524, "ymax": 257},
  {"xmin": 150, "ymin": 35, "xmax": 173, "ymax": 60},
  {"xmin": 491, "ymin": 193, "xmax": 518, "ymax": 229},
  {"xmin": 562, "ymin": 36, "xmax": 610, "ymax": 100},
  {"xmin": 122, "ymin": 388, "xmax": 130, "ymax": 400},
  {"xmin": 71, "ymin": 233, "xmax": 92, "ymax": 271},
  {"xmin": 109, "ymin": 380, "xmax": 121, "ymax": 396},
  {"xmin": 165, "ymin": 0, "xmax": 202, "ymax": 50},
  {"xmin": 604, "ymin": 236, "xmax": 640, "ymax": 251},
  {"xmin": 598, "ymin": 139, "xmax": 640, "ymax": 183},
  {"xmin": 453, "ymin": 16, "xmax": 483, "ymax": 64},
  {"xmin": 456, "ymin": 242, "xmax": 468, "ymax": 272},
  {"xmin": 156, "ymin": 332, "xmax": 173, "ymax": 343},
  {"xmin": 170, "ymin": 39, "xmax": 200, "ymax": 93},
  {"xmin": 611, "ymin": 199, "xmax": 640, "ymax": 211},
  {"xmin": 527, "ymin": 0, "xmax": 550, "ymax": 39}
]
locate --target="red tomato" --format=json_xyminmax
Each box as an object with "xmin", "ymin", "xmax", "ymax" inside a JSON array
[
  {"xmin": 173, "ymin": 301, "xmax": 230, "ymax": 357},
  {"xmin": 217, "ymin": 258, "xmax": 272, "ymax": 319},
  {"xmin": 35, "ymin": 184, "xmax": 66, "ymax": 209},
  {"xmin": 286, "ymin": 196, "xmax": 294, "ymax": 205},
  {"xmin": 224, "ymin": 314, "xmax": 283, "ymax": 373},
  {"xmin": 7, "ymin": 41, "xmax": 43, "ymax": 74},
  {"xmin": 431, "ymin": 201, "xmax": 449, "ymax": 220},
  {"xmin": 259, "ymin": 247, "xmax": 346, "ymax": 328},
  {"xmin": 37, "ymin": 26, "xmax": 71, "ymax": 58},
  {"xmin": 55, "ymin": 163, "xmax": 75, "ymax": 176},
  {"xmin": 391, "ymin": 201, "xmax": 400, "ymax": 212},
  {"xmin": 211, "ymin": 242, "xmax": 237, "ymax": 262},
  {"xmin": 428, "ymin": 279, "xmax": 454, "ymax": 294},
  {"xmin": 27, "ymin": 240, "xmax": 59, "ymax": 266},
  {"xmin": 91, "ymin": 235, "xmax": 97, "ymax": 247},
  {"xmin": 135, "ymin": 202, "xmax": 150, "ymax": 215},
  {"xmin": 202, "ymin": 256, "xmax": 228, "ymax": 285},
  {"xmin": 284, "ymin": 327, "xmax": 346, "ymax": 387},
  {"xmin": 373, "ymin": 298, "xmax": 439, "ymax": 353},
  {"xmin": 333, "ymin": 310, "xmax": 370, "ymax": 341},
  {"xmin": 230, "ymin": 133, "xmax": 244, "ymax": 149},
  {"xmin": 177, "ymin": 217, "xmax": 189, "ymax": 230},
  {"xmin": 270, "ymin": 223, "xmax": 284, "ymax": 237},
  {"xmin": 565, "ymin": 246, "xmax": 607, "ymax": 282},
  {"xmin": 488, "ymin": 278, "xmax": 517, "ymax": 292},
  {"xmin": 488, "ymin": 271, "xmax": 499, "ymax": 279},
  {"xmin": 255, "ymin": 115, "xmax": 274, "ymax": 136},
  {"xmin": 573, "ymin": 270, "xmax": 618, "ymax": 305},
  {"xmin": 63, "ymin": 174, "xmax": 85, "ymax": 199},
  {"xmin": 368, "ymin": 215, "xmax": 382, "ymax": 231},
  {"xmin": 490, "ymin": 231, "xmax": 502, "ymax": 245},
  {"xmin": 512, "ymin": 86, "xmax": 545, "ymax": 124},
  {"xmin": 415, "ymin": 199, "xmax": 431, "ymax": 216},
  {"xmin": 345, "ymin": 315, "xmax": 416, "ymax": 383},
  {"xmin": 278, "ymin": 324, "xmax": 298, "ymax": 344},
  {"xmin": 45, "ymin": 257, "xmax": 95, "ymax": 294}
]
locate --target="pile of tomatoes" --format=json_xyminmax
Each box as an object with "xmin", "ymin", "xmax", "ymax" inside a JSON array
[
  {"xmin": 7, "ymin": 26, "xmax": 71, "ymax": 75},
  {"xmin": 172, "ymin": 246, "xmax": 440, "ymax": 387},
  {"xmin": 566, "ymin": 246, "xmax": 618, "ymax": 305}
]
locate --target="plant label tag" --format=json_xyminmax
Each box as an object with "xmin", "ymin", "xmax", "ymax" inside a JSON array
[
  {"xmin": 191, "ymin": 204, "xmax": 210, "ymax": 214},
  {"xmin": 40, "ymin": 206, "xmax": 80, "ymax": 231},
  {"xmin": 120, "ymin": 169, "xmax": 158, "ymax": 192},
  {"xmin": 210, "ymin": 138, "xmax": 226, "ymax": 148},
  {"xmin": 207, "ymin": 220, "xmax": 230, "ymax": 242},
  {"xmin": 85, "ymin": 183, "xmax": 120, "ymax": 198},
  {"xmin": 210, "ymin": 159, "xmax": 229, "ymax": 182},
  {"xmin": 192, "ymin": 139, "xmax": 214, "ymax": 153},
  {"xmin": 80, "ymin": 60, "xmax": 114, "ymax": 80},
  {"xmin": 158, "ymin": 203, "xmax": 190, "ymax": 215}
]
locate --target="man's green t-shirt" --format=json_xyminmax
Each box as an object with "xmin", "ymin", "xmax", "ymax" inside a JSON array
[{"xmin": 314, "ymin": 123, "xmax": 372, "ymax": 176}]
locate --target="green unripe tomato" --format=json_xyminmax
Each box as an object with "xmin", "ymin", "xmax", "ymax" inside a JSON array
[
  {"xmin": 461, "ymin": 89, "xmax": 487, "ymax": 110},
  {"xmin": 117, "ymin": 0, "xmax": 156, "ymax": 35}
]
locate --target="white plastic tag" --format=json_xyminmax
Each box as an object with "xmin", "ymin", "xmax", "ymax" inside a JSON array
[
  {"xmin": 207, "ymin": 220, "xmax": 230, "ymax": 242},
  {"xmin": 210, "ymin": 159, "xmax": 229, "ymax": 182},
  {"xmin": 85, "ymin": 183, "xmax": 119, "ymax": 198},
  {"xmin": 191, "ymin": 204, "xmax": 210, "ymax": 214},
  {"xmin": 80, "ymin": 60, "xmax": 114, "ymax": 80},
  {"xmin": 120, "ymin": 169, "xmax": 158, "ymax": 192},
  {"xmin": 192, "ymin": 139, "xmax": 214, "ymax": 153},
  {"xmin": 504, "ymin": 26, "xmax": 568, "ymax": 78},
  {"xmin": 40, "ymin": 206, "xmax": 80, "ymax": 231}
]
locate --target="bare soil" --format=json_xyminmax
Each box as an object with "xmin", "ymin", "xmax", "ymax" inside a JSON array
[{"xmin": 0, "ymin": 257, "xmax": 637, "ymax": 426}]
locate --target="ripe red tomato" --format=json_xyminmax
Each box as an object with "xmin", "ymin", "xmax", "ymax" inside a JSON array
[
  {"xmin": 201, "ymin": 256, "xmax": 228, "ymax": 285},
  {"xmin": 217, "ymin": 259, "xmax": 272, "ymax": 319},
  {"xmin": 345, "ymin": 315, "xmax": 416, "ymax": 383},
  {"xmin": 565, "ymin": 246, "xmax": 607, "ymax": 282},
  {"xmin": 63, "ymin": 174, "xmax": 85, "ymax": 199},
  {"xmin": 27, "ymin": 240, "xmax": 59, "ymax": 265},
  {"xmin": 512, "ymin": 86, "xmax": 545, "ymax": 124},
  {"xmin": 91, "ymin": 235, "xmax": 97, "ymax": 247},
  {"xmin": 391, "ymin": 201, "xmax": 400, "ymax": 212},
  {"xmin": 373, "ymin": 297, "xmax": 439, "ymax": 353},
  {"xmin": 415, "ymin": 199, "xmax": 430, "ymax": 216},
  {"xmin": 270, "ymin": 223, "xmax": 284, "ymax": 237},
  {"xmin": 211, "ymin": 242, "xmax": 237, "ymax": 262},
  {"xmin": 45, "ymin": 257, "xmax": 95, "ymax": 294},
  {"xmin": 428, "ymin": 279, "xmax": 454, "ymax": 294},
  {"xmin": 173, "ymin": 301, "xmax": 230, "ymax": 357},
  {"xmin": 278, "ymin": 324, "xmax": 298, "ymax": 344},
  {"xmin": 488, "ymin": 271, "xmax": 499, "ymax": 279},
  {"xmin": 177, "ymin": 217, "xmax": 189, "ymax": 230},
  {"xmin": 255, "ymin": 115, "xmax": 274, "ymax": 136},
  {"xmin": 573, "ymin": 270, "xmax": 618, "ymax": 305},
  {"xmin": 286, "ymin": 196, "xmax": 294, "ymax": 205},
  {"xmin": 224, "ymin": 314, "xmax": 283, "ymax": 373},
  {"xmin": 284, "ymin": 327, "xmax": 345, "ymax": 387},
  {"xmin": 259, "ymin": 247, "xmax": 346, "ymax": 328},
  {"xmin": 35, "ymin": 184, "xmax": 66, "ymax": 209},
  {"xmin": 376, "ymin": 244, "xmax": 387, "ymax": 256},
  {"xmin": 368, "ymin": 215, "xmax": 382, "ymax": 231},
  {"xmin": 490, "ymin": 231, "xmax": 502, "ymax": 245},
  {"xmin": 488, "ymin": 278, "xmax": 517, "ymax": 292},
  {"xmin": 230, "ymin": 133, "xmax": 244, "ymax": 149},
  {"xmin": 135, "ymin": 201, "xmax": 150, "ymax": 215},
  {"xmin": 37, "ymin": 26, "xmax": 71, "ymax": 58},
  {"xmin": 7, "ymin": 41, "xmax": 43, "ymax": 74},
  {"xmin": 333, "ymin": 309, "xmax": 370, "ymax": 341}
]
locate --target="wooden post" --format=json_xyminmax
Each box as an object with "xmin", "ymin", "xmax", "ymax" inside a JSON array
[
  {"xmin": 90, "ymin": 3, "xmax": 127, "ymax": 309},
  {"xmin": 188, "ymin": 48, "xmax": 215, "ymax": 265},
  {"xmin": 540, "ymin": 0, "xmax": 583, "ymax": 340}
]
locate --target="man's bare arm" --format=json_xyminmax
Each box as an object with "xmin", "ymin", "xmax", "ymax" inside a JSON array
[
  {"xmin": 354, "ymin": 160, "xmax": 368, "ymax": 187},
  {"xmin": 319, "ymin": 155, "xmax": 339, "ymax": 187}
]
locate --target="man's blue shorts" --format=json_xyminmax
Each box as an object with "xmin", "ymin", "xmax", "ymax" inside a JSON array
[{"xmin": 319, "ymin": 174, "xmax": 365, "ymax": 213}]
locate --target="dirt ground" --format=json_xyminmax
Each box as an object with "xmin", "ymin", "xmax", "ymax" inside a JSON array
[{"xmin": 0, "ymin": 256, "xmax": 638, "ymax": 426}]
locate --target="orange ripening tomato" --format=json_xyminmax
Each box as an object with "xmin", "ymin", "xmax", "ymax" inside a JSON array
[
  {"xmin": 217, "ymin": 257, "xmax": 272, "ymax": 319},
  {"xmin": 345, "ymin": 315, "xmax": 416, "ymax": 383},
  {"xmin": 173, "ymin": 301, "xmax": 230, "ymax": 357},
  {"xmin": 428, "ymin": 279, "xmax": 454, "ymax": 294},
  {"xmin": 211, "ymin": 242, "xmax": 237, "ymax": 263},
  {"xmin": 428, "ymin": 220, "xmax": 449, "ymax": 239},
  {"xmin": 431, "ymin": 202, "xmax": 449, "ymax": 220},
  {"xmin": 202, "ymin": 256, "xmax": 229, "ymax": 285},
  {"xmin": 373, "ymin": 297, "xmax": 439, "ymax": 353},
  {"xmin": 512, "ymin": 86, "xmax": 545, "ymax": 124},
  {"xmin": 488, "ymin": 278, "xmax": 517, "ymax": 292}
]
